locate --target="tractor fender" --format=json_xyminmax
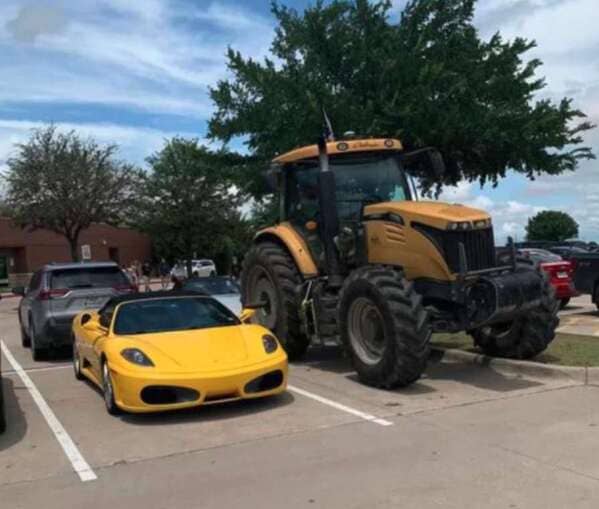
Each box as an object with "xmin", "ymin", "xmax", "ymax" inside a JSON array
[{"xmin": 254, "ymin": 223, "xmax": 319, "ymax": 278}]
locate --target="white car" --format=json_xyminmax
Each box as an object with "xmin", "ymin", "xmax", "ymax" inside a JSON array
[
  {"xmin": 182, "ymin": 276, "xmax": 242, "ymax": 315},
  {"xmin": 171, "ymin": 259, "xmax": 217, "ymax": 279}
]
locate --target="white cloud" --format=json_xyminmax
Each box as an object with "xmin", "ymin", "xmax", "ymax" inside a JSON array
[{"xmin": 0, "ymin": 0, "xmax": 274, "ymax": 117}]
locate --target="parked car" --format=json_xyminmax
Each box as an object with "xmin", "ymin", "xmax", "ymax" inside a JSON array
[
  {"xmin": 171, "ymin": 259, "xmax": 217, "ymax": 280},
  {"xmin": 546, "ymin": 246, "xmax": 589, "ymax": 259},
  {"xmin": 569, "ymin": 252, "xmax": 599, "ymax": 310},
  {"xmin": 14, "ymin": 262, "xmax": 136, "ymax": 361},
  {"xmin": 182, "ymin": 276, "xmax": 242, "ymax": 314},
  {"xmin": 71, "ymin": 291, "xmax": 287, "ymax": 415},
  {"xmin": 497, "ymin": 248, "xmax": 578, "ymax": 308}
]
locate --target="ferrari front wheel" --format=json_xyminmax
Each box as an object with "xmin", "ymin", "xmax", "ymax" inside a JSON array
[
  {"xmin": 72, "ymin": 340, "xmax": 84, "ymax": 380},
  {"xmin": 102, "ymin": 361, "xmax": 121, "ymax": 415}
]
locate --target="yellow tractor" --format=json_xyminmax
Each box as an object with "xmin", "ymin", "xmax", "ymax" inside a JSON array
[{"xmin": 241, "ymin": 136, "xmax": 559, "ymax": 388}]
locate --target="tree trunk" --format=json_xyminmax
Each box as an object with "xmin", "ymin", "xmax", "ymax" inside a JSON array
[{"xmin": 68, "ymin": 236, "xmax": 79, "ymax": 262}]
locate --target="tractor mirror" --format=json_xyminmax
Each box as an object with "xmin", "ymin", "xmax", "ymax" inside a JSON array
[
  {"xmin": 400, "ymin": 147, "xmax": 445, "ymax": 179},
  {"xmin": 427, "ymin": 149, "xmax": 445, "ymax": 178},
  {"xmin": 265, "ymin": 166, "xmax": 282, "ymax": 192}
]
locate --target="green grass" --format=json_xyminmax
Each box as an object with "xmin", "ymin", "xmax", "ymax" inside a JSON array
[{"xmin": 431, "ymin": 331, "xmax": 599, "ymax": 367}]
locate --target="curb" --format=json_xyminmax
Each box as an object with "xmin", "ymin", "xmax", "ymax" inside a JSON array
[{"xmin": 431, "ymin": 347, "xmax": 597, "ymax": 385}]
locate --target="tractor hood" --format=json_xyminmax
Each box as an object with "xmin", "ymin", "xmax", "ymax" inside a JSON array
[{"xmin": 364, "ymin": 201, "xmax": 491, "ymax": 230}]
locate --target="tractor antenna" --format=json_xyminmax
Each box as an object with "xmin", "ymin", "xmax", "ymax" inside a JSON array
[{"xmin": 322, "ymin": 108, "xmax": 335, "ymax": 141}]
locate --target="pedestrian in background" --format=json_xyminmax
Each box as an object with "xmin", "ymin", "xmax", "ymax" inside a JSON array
[
  {"xmin": 159, "ymin": 258, "xmax": 170, "ymax": 289},
  {"xmin": 141, "ymin": 260, "xmax": 152, "ymax": 292},
  {"xmin": 127, "ymin": 261, "xmax": 139, "ymax": 287}
]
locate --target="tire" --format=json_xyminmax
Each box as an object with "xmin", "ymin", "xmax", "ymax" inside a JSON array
[
  {"xmin": 241, "ymin": 241, "xmax": 309, "ymax": 359},
  {"xmin": 594, "ymin": 284, "xmax": 599, "ymax": 311},
  {"xmin": 102, "ymin": 361, "xmax": 121, "ymax": 415},
  {"xmin": 338, "ymin": 266, "xmax": 431, "ymax": 388},
  {"xmin": 30, "ymin": 322, "xmax": 46, "ymax": 362},
  {"xmin": 560, "ymin": 298, "xmax": 570, "ymax": 309},
  {"xmin": 470, "ymin": 266, "xmax": 559, "ymax": 359},
  {"xmin": 20, "ymin": 315, "xmax": 31, "ymax": 348},
  {"xmin": 73, "ymin": 340, "xmax": 84, "ymax": 381}
]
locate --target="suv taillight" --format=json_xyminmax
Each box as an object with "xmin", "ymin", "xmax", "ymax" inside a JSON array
[{"xmin": 38, "ymin": 288, "xmax": 69, "ymax": 300}]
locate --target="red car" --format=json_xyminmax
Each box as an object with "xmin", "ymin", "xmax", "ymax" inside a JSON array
[{"xmin": 500, "ymin": 248, "xmax": 578, "ymax": 308}]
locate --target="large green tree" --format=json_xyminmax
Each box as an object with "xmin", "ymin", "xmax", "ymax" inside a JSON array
[
  {"xmin": 4, "ymin": 125, "xmax": 141, "ymax": 261},
  {"xmin": 138, "ymin": 138, "xmax": 245, "ymax": 275},
  {"xmin": 526, "ymin": 210, "xmax": 579, "ymax": 242},
  {"xmin": 209, "ymin": 0, "xmax": 594, "ymax": 196}
]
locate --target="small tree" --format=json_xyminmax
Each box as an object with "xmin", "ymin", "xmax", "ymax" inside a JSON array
[
  {"xmin": 138, "ymin": 138, "xmax": 242, "ymax": 276},
  {"xmin": 4, "ymin": 126, "xmax": 141, "ymax": 261},
  {"xmin": 526, "ymin": 210, "xmax": 579, "ymax": 242}
]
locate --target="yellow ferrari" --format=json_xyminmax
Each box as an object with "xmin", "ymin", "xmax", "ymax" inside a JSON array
[{"xmin": 71, "ymin": 291, "xmax": 288, "ymax": 414}]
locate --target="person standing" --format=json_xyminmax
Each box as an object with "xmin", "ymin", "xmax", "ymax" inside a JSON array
[
  {"xmin": 141, "ymin": 261, "xmax": 152, "ymax": 292},
  {"xmin": 159, "ymin": 258, "xmax": 170, "ymax": 289}
]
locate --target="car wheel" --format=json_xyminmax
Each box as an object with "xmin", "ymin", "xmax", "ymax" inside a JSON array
[
  {"xmin": 30, "ymin": 323, "xmax": 46, "ymax": 362},
  {"xmin": 210, "ymin": 271, "xmax": 216, "ymax": 277},
  {"xmin": 102, "ymin": 361, "xmax": 121, "ymax": 415},
  {"xmin": 20, "ymin": 316, "xmax": 31, "ymax": 348},
  {"xmin": 73, "ymin": 340, "xmax": 84, "ymax": 380},
  {"xmin": 560, "ymin": 298, "xmax": 570, "ymax": 309}
]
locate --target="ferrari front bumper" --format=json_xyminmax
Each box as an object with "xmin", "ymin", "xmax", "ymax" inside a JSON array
[{"xmin": 109, "ymin": 356, "xmax": 288, "ymax": 413}]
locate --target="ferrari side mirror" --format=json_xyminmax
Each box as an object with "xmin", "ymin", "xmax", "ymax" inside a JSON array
[{"xmin": 239, "ymin": 308, "xmax": 257, "ymax": 324}]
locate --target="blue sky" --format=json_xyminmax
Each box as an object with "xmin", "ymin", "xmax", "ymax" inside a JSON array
[{"xmin": 0, "ymin": 0, "xmax": 597, "ymax": 243}]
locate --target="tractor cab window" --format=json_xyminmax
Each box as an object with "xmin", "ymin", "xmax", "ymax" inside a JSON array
[
  {"xmin": 285, "ymin": 154, "xmax": 411, "ymax": 225},
  {"xmin": 331, "ymin": 155, "xmax": 411, "ymax": 221}
]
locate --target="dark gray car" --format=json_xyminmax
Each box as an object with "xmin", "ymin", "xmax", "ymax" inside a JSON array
[{"xmin": 14, "ymin": 262, "xmax": 135, "ymax": 360}]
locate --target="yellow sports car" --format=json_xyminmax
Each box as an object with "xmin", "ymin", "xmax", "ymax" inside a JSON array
[{"xmin": 71, "ymin": 291, "xmax": 287, "ymax": 414}]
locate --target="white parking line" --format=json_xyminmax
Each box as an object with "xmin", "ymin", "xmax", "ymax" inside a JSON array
[
  {"xmin": 288, "ymin": 384, "xmax": 393, "ymax": 426},
  {"xmin": 3, "ymin": 364, "xmax": 71, "ymax": 376},
  {"xmin": 1, "ymin": 340, "xmax": 97, "ymax": 482}
]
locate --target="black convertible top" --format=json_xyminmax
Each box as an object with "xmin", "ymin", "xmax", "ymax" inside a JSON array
[{"xmin": 107, "ymin": 290, "xmax": 208, "ymax": 307}]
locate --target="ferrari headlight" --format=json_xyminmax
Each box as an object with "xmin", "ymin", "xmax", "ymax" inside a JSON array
[
  {"xmin": 262, "ymin": 334, "xmax": 279, "ymax": 354},
  {"xmin": 121, "ymin": 348, "xmax": 154, "ymax": 366}
]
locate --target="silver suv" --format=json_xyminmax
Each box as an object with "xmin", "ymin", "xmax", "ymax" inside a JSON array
[{"xmin": 14, "ymin": 262, "xmax": 135, "ymax": 360}]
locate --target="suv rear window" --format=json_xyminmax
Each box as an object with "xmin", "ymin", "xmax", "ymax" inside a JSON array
[{"xmin": 50, "ymin": 267, "xmax": 129, "ymax": 290}]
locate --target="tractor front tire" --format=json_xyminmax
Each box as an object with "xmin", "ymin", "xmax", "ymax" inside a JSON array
[
  {"xmin": 338, "ymin": 266, "xmax": 431, "ymax": 389},
  {"xmin": 241, "ymin": 242, "xmax": 309, "ymax": 360},
  {"xmin": 470, "ymin": 266, "xmax": 559, "ymax": 359}
]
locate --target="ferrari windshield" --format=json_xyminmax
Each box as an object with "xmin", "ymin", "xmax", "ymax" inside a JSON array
[
  {"xmin": 114, "ymin": 296, "xmax": 240, "ymax": 335},
  {"xmin": 286, "ymin": 154, "xmax": 412, "ymax": 222}
]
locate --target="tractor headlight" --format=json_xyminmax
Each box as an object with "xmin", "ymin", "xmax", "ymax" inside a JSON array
[
  {"xmin": 121, "ymin": 348, "xmax": 154, "ymax": 366},
  {"xmin": 473, "ymin": 218, "xmax": 491, "ymax": 229},
  {"xmin": 447, "ymin": 221, "xmax": 472, "ymax": 231},
  {"xmin": 262, "ymin": 334, "xmax": 279, "ymax": 354}
]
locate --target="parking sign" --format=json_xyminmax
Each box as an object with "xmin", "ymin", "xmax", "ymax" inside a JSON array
[{"xmin": 81, "ymin": 244, "xmax": 92, "ymax": 260}]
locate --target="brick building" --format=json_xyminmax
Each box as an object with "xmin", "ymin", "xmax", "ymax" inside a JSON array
[{"xmin": 0, "ymin": 217, "xmax": 152, "ymax": 286}]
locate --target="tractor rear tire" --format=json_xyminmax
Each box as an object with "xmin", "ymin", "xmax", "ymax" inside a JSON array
[
  {"xmin": 338, "ymin": 266, "xmax": 431, "ymax": 388},
  {"xmin": 470, "ymin": 266, "xmax": 559, "ymax": 359},
  {"xmin": 241, "ymin": 242, "xmax": 309, "ymax": 360}
]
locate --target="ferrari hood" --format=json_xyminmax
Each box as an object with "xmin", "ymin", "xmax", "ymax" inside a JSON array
[{"xmin": 120, "ymin": 326, "xmax": 252, "ymax": 372}]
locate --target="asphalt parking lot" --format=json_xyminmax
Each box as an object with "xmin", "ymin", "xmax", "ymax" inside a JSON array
[{"xmin": 3, "ymin": 295, "xmax": 599, "ymax": 508}]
